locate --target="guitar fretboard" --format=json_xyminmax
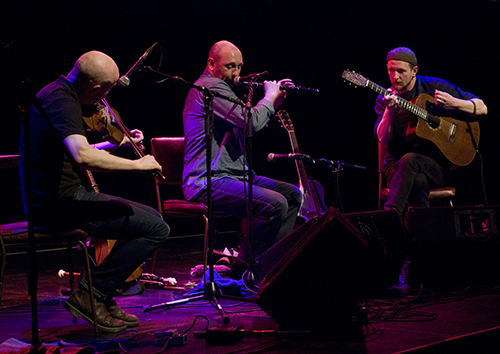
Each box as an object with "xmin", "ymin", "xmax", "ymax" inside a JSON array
[{"xmin": 365, "ymin": 80, "xmax": 431, "ymax": 123}]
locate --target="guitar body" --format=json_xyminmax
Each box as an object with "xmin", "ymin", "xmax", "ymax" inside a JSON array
[
  {"xmin": 298, "ymin": 179, "xmax": 327, "ymax": 221},
  {"xmin": 85, "ymin": 174, "xmax": 144, "ymax": 283},
  {"xmin": 413, "ymin": 94, "xmax": 480, "ymax": 167},
  {"xmin": 94, "ymin": 239, "xmax": 143, "ymax": 283}
]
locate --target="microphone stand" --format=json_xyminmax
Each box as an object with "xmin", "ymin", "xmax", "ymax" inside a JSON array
[
  {"xmin": 242, "ymin": 77, "xmax": 258, "ymax": 289},
  {"xmin": 141, "ymin": 67, "xmax": 244, "ymax": 323},
  {"xmin": 289, "ymin": 154, "xmax": 366, "ymax": 213}
]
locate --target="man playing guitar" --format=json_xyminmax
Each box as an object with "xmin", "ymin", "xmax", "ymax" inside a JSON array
[{"xmin": 375, "ymin": 47, "xmax": 487, "ymax": 217}]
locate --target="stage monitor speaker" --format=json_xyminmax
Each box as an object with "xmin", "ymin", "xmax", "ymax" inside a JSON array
[
  {"xmin": 254, "ymin": 214, "xmax": 320, "ymax": 284},
  {"xmin": 255, "ymin": 207, "xmax": 406, "ymax": 337},
  {"xmin": 406, "ymin": 205, "xmax": 500, "ymax": 288},
  {"xmin": 343, "ymin": 209, "xmax": 409, "ymax": 293}
]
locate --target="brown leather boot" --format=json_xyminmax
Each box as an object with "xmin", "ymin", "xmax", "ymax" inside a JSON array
[
  {"xmin": 106, "ymin": 299, "xmax": 139, "ymax": 327},
  {"xmin": 65, "ymin": 289, "xmax": 126, "ymax": 333}
]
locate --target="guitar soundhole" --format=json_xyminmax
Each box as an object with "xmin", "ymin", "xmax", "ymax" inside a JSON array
[{"xmin": 428, "ymin": 119, "xmax": 440, "ymax": 129}]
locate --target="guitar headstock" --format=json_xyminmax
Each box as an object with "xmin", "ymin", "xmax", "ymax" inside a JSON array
[
  {"xmin": 276, "ymin": 109, "xmax": 294, "ymax": 132},
  {"xmin": 342, "ymin": 70, "xmax": 368, "ymax": 87}
]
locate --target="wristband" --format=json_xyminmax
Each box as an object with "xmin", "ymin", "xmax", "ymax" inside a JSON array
[{"xmin": 470, "ymin": 100, "xmax": 476, "ymax": 115}]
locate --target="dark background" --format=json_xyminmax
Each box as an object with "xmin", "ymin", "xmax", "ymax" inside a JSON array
[{"xmin": 1, "ymin": 0, "xmax": 499, "ymax": 224}]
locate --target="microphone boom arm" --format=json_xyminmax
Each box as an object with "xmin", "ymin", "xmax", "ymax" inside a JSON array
[
  {"xmin": 143, "ymin": 67, "xmax": 245, "ymax": 106},
  {"xmin": 268, "ymin": 152, "xmax": 366, "ymax": 172}
]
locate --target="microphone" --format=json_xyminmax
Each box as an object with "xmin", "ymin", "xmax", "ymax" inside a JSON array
[
  {"xmin": 267, "ymin": 153, "xmax": 305, "ymax": 163},
  {"xmin": 337, "ymin": 162, "xmax": 367, "ymax": 171},
  {"xmin": 118, "ymin": 43, "xmax": 156, "ymax": 88},
  {"xmin": 233, "ymin": 70, "xmax": 269, "ymax": 86}
]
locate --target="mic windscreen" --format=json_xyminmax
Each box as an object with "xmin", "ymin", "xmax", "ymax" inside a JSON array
[
  {"xmin": 118, "ymin": 76, "xmax": 130, "ymax": 88},
  {"xmin": 233, "ymin": 76, "xmax": 243, "ymax": 86}
]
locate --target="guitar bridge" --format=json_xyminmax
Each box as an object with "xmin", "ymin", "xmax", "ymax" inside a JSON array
[{"xmin": 448, "ymin": 120, "xmax": 457, "ymax": 142}]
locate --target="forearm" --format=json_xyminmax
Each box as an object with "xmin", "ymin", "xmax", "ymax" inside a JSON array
[
  {"xmin": 91, "ymin": 140, "xmax": 121, "ymax": 152},
  {"xmin": 211, "ymin": 93, "xmax": 273, "ymax": 132},
  {"xmin": 76, "ymin": 144, "xmax": 141, "ymax": 172},
  {"xmin": 65, "ymin": 134, "xmax": 140, "ymax": 172},
  {"xmin": 436, "ymin": 89, "xmax": 488, "ymax": 117},
  {"xmin": 453, "ymin": 97, "xmax": 488, "ymax": 117},
  {"xmin": 376, "ymin": 109, "xmax": 394, "ymax": 145}
]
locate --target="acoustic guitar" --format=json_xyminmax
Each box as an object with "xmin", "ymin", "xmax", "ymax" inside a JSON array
[
  {"xmin": 276, "ymin": 110, "xmax": 327, "ymax": 221},
  {"xmin": 342, "ymin": 70, "xmax": 480, "ymax": 167}
]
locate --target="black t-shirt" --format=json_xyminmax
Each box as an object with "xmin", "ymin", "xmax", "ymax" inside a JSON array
[{"xmin": 21, "ymin": 75, "xmax": 88, "ymax": 213}]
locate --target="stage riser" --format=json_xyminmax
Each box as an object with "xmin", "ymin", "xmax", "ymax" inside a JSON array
[{"xmin": 405, "ymin": 206, "xmax": 500, "ymax": 288}]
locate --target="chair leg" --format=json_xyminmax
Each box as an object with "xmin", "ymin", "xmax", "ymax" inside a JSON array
[
  {"xmin": 203, "ymin": 215, "xmax": 209, "ymax": 278},
  {"xmin": 150, "ymin": 251, "xmax": 157, "ymax": 275},
  {"xmin": 77, "ymin": 240, "xmax": 99, "ymax": 338},
  {"xmin": 27, "ymin": 229, "xmax": 41, "ymax": 349},
  {"xmin": 0, "ymin": 236, "xmax": 5, "ymax": 304},
  {"xmin": 66, "ymin": 243, "xmax": 77, "ymax": 324}
]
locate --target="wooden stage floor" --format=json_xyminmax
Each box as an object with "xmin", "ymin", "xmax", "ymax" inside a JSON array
[{"xmin": 1, "ymin": 235, "xmax": 500, "ymax": 354}]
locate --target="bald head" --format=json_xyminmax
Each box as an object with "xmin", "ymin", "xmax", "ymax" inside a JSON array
[
  {"xmin": 67, "ymin": 51, "xmax": 119, "ymax": 105},
  {"xmin": 70, "ymin": 51, "xmax": 119, "ymax": 85},
  {"xmin": 209, "ymin": 41, "xmax": 240, "ymax": 61},
  {"xmin": 207, "ymin": 40, "xmax": 243, "ymax": 83}
]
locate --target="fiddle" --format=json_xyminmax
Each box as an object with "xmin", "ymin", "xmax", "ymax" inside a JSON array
[
  {"xmin": 82, "ymin": 103, "xmax": 126, "ymax": 146},
  {"xmin": 83, "ymin": 101, "xmax": 151, "ymax": 157}
]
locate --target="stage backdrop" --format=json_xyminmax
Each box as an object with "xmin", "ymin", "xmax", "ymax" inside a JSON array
[{"xmin": 1, "ymin": 0, "xmax": 499, "ymax": 224}]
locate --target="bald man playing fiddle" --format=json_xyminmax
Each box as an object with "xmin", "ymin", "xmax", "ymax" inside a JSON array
[{"xmin": 21, "ymin": 51, "xmax": 170, "ymax": 332}]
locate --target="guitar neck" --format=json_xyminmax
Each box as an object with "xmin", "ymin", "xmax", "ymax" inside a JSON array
[
  {"xmin": 277, "ymin": 109, "xmax": 327, "ymax": 219},
  {"xmin": 365, "ymin": 80, "xmax": 430, "ymax": 122},
  {"xmin": 287, "ymin": 130, "xmax": 310, "ymax": 185}
]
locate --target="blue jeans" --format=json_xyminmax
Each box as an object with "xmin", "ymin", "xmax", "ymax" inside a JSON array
[
  {"xmin": 65, "ymin": 186, "xmax": 169, "ymax": 301},
  {"xmin": 194, "ymin": 175, "xmax": 303, "ymax": 267},
  {"xmin": 385, "ymin": 153, "xmax": 445, "ymax": 216}
]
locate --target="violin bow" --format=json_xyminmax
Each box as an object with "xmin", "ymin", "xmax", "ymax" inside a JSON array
[{"xmin": 101, "ymin": 98, "xmax": 165, "ymax": 180}]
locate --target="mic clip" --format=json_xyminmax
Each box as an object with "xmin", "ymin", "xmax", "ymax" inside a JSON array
[
  {"xmin": 234, "ymin": 71, "xmax": 269, "ymax": 86},
  {"xmin": 250, "ymin": 70, "xmax": 269, "ymax": 80},
  {"xmin": 118, "ymin": 43, "xmax": 157, "ymax": 88}
]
